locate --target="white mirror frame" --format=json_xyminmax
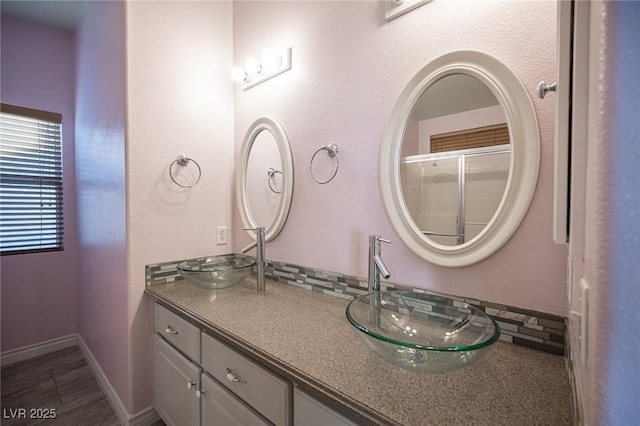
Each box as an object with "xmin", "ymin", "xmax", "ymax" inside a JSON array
[
  {"xmin": 237, "ymin": 117, "xmax": 294, "ymax": 242},
  {"xmin": 380, "ymin": 50, "xmax": 540, "ymax": 267}
]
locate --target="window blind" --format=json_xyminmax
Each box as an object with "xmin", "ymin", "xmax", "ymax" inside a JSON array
[
  {"xmin": 0, "ymin": 103, "xmax": 63, "ymax": 255},
  {"xmin": 430, "ymin": 123, "xmax": 509, "ymax": 153}
]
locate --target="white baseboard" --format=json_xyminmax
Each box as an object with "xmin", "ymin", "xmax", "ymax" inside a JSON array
[
  {"xmin": 1, "ymin": 334, "xmax": 159, "ymax": 426},
  {"xmin": 76, "ymin": 335, "xmax": 161, "ymax": 426},
  {"xmin": 129, "ymin": 406, "xmax": 161, "ymax": 426},
  {"xmin": 77, "ymin": 335, "xmax": 130, "ymax": 424},
  {"xmin": 0, "ymin": 334, "xmax": 77, "ymax": 366}
]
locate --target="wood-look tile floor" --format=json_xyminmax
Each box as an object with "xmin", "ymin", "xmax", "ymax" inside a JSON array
[{"xmin": 0, "ymin": 346, "xmax": 164, "ymax": 426}]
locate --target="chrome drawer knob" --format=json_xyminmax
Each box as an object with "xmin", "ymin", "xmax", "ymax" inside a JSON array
[{"xmin": 165, "ymin": 326, "xmax": 179, "ymax": 335}]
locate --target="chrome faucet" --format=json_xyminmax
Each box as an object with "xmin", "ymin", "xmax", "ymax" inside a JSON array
[
  {"xmin": 368, "ymin": 235, "xmax": 391, "ymax": 293},
  {"xmin": 241, "ymin": 227, "xmax": 266, "ymax": 292},
  {"xmin": 368, "ymin": 235, "xmax": 390, "ymax": 327}
]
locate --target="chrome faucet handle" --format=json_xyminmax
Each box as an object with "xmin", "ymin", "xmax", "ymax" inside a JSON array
[
  {"xmin": 370, "ymin": 235, "xmax": 391, "ymax": 245},
  {"xmin": 243, "ymin": 226, "xmax": 265, "ymax": 233},
  {"xmin": 241, "ymin": 227, "xmax": 265, "ymax": 253}
]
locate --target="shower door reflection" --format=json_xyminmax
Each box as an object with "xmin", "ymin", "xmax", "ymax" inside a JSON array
[{"xmin": 400, "ymin": 146, "xmax": 510, "ymax": 246}]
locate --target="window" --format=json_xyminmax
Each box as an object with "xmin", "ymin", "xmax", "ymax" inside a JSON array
[{"xmin": 0, "ymin": 103, "xmax": 63, "ymax": 255}]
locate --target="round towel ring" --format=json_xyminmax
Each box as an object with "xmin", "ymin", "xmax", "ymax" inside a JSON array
[
  {"xmin": 310, "ymin": 143, "xmax": 339, "ymax": 184},
  {"xmin": 267, "ymin": 168, "xmax": 283, "ymax": 194},
  {"xmin": 170, "ymin": 154, "xmax": 202, "ymax": 188}
]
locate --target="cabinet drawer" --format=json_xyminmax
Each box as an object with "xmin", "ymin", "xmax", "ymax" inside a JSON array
[
  {"xmin": 201, "ymin": 373, "xmax": 269, "ymax": 426},
  {"xmin": 202, "ymin": 333, "xmax": 291, "ymax": 426},
  {"xmin": 154, "ymin": 302, "xmax": 200, "ymax": 362}
]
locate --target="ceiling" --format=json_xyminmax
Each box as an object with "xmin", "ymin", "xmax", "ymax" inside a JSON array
[{"xmin": 0, "ymin": 0, "xmax": 88, "ymax": 33}]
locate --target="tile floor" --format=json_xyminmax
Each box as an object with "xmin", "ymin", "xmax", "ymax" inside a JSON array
[{"xmin": 1, "ymin": 346, "xmax": 163, "ymax": 426}]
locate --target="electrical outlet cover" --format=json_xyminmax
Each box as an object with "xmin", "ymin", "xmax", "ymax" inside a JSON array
[{"xmin": 216, "ymin": 226, "xmax": 228, "ymax": 245}]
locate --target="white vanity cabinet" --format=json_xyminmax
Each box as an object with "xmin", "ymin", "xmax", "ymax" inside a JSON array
[
  {"xmin": 294, "ymin": 388, "xmax": 358, "ymax": 426},
  {"xmin": 153, "ymin": 302, "xmax": 294, "ymax": 426},
  {"xmin": 153, "ymin": 334, "xmax": 201, "ymax": 426}
]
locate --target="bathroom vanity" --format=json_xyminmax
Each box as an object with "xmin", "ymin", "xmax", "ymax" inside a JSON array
[
  {"xmin": 147, "ymin": 48, "xmax": 571, "ymax": 424},
  {"xmin": 146, "ymin": 277, "xmax": 570, "ymax": 425},
  {"xmin": 153, "ymin": 303, "xmax": 292, "ymax": 425}
]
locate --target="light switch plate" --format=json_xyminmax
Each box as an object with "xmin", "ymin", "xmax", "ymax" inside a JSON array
[
  {"xmin": 567, "ymin": 257, "xmax": 573, "ymax": 302},
  {"xmin": 579, "ymin": 278, "xmax": 589, "ymax": 364}
]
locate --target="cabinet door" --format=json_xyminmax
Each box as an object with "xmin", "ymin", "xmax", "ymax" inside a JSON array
[
  {"xmin": 154, "ymin": 334, "xmax": 201, "ymax": 426},
  {"xmin": 294, "ymin": 388, "xmax": 357, "ymax": 426},
  {"xmin": 201, "ymin": 373, "xmax": 270, "ymax": 426}
]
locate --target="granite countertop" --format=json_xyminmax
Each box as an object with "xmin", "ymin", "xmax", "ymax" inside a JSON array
[{"xmin": 146, "ymin": 277, "xmax": 571, "ymax": 425}]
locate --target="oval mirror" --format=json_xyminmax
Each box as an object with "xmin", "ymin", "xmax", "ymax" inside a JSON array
[
  {"xmin": 381, "ymin": 51, "xmax": 539, "ymax": 267},
  {"xmin": 237, "ymin": 117, "xmax": 294, "ymax": 242}
]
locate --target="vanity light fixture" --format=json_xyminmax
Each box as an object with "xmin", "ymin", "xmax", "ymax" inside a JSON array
[
  {"xmin": 244, "ymin": 58, "xmax": 262, "ymax": 76},
  {"xmin": 231, "ymin": 66, "xmax": 249, "ymax": 83},
  {"xmin": 231, "ymin": 47, "xmax": 292, "ymax": 90}
]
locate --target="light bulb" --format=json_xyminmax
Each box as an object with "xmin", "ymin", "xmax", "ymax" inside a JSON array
[
  {"xmin": 231, "ymin": 66, "xmax": 248, "ymax": 82},
  {"xmin": 261, "ymin": 48, "xmax": 282, "ymax": 69},
  {"xmin": 244, "ymin": 58, "xmax": 262, "ymax": 76}
]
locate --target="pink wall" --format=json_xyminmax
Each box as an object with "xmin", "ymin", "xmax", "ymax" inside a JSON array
[
  {"xmin": 125, "ymin": 1, "xmax": 234, "ymax": 412},
  {"xmin": 0, "ymin": 17, "xmax": 78, "ymax": 352},
  {"xmin": 75, "ymin": 0, "xmax": 129, "ymax": 410},
  {"xmin": 232, "ymin": 1, "xmax": 568, "ymax": 316}
]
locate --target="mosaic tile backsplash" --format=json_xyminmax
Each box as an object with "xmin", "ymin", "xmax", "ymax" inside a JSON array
[{"xmin": 146, "ymin": 255, "xmax": 566, "ymax": 356}]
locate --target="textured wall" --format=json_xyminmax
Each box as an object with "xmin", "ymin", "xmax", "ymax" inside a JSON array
[
  {"xmin": 232, "ymin": 0, "xmax": 568, "ymax": 316},
  {"xmin": 125, "ymin": 1, "xmax": 234, "ymax": 412},
  {"xmin": 576, "ymin": 1, "xmax": 640, "ymax": 424},
  {"xmin": 75, "ymin": 0, "xmax": 129, "ymax": 410},
  {"xmin": 0, "ymin": 18, "xmax": 78, "ymax": 352},
  {"xmin": 605, "ymin": 3, "xmax": 640, "ymax": 422}
]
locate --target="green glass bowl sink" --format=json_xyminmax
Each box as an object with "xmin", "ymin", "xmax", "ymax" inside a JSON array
[
  {"xmin": 346, "ymin": 291, "xmax": 500, "ymax": 372},
  {"xmin": 177, "ymin": 254, "xmax": 256, "ymax": 290}
]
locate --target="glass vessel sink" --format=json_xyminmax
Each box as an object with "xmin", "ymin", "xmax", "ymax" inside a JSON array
[
  {"xmin": 346, "ymin": 291, "xmax": 500, "ymax": 372},
  {"xmin": 177, "ymin": 254, "xmax": 256, "ymax": 290}
]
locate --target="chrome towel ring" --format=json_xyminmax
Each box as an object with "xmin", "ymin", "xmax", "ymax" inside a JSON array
[
  {"xmin": 267, "ymin": 168, "xmax": 283, "ymax": 194},
  {"xmin": 310, "ymin": 143, "xmax": 339, "ymax": 184},
  {"xmin": 169, "ymin": 154, "xmax": 202, "ymax": 188}
]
